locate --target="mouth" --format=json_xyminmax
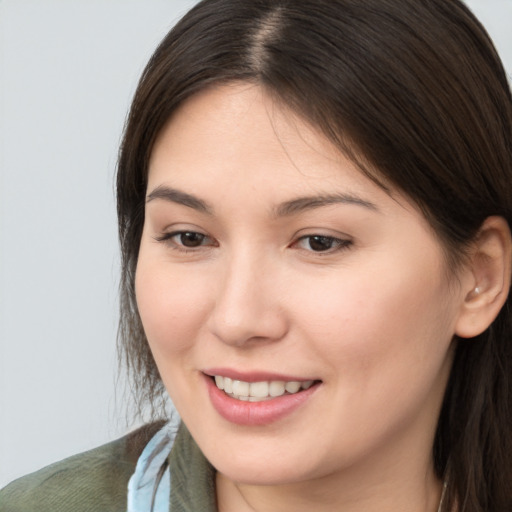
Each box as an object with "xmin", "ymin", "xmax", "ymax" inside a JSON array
[
  {"xmin": 211, "ymin": 375, "xmax": 317, "ymax": 402},
  {"xmin": 203, "ymin": 371, "xmax": 321, "ymax": 425}
]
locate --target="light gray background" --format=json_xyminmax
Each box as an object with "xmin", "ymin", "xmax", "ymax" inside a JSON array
[{"xmin": 0, "ymin": 0, "xmax": 511, "ymax": 489}]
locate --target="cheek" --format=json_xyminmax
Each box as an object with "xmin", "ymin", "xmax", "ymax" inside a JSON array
[
  {"xmin": 285, "ymin": 259, "xmax": 457, "ymax": 457},
  {"xmin": 135, "ymin": 256, "xmax": 211, "ymax": 357},
  {"xmin": 290, "ymin": 253, "xmax": 456, "ymax": 380}
]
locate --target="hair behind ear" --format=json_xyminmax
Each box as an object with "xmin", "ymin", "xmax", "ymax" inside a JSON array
[{"xmin": 436, "ymin": 216, "xmax": 512, "ymax": 511}]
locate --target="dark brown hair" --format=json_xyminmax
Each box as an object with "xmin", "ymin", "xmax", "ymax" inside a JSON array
[{"xmin": 116, "ymin": 1, "xmax": 512, "ymax": 509}]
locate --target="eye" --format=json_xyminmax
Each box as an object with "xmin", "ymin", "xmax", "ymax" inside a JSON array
[
  {"xmin": 154, "ymin": 230, "xmax": 215, "ymax": 250},
  {"xmin": 295, "ymin": 235, "xmax": 352, "ymax": 253},
  {"xmin": 173, "ymin": 231, "xmax": 208, "ymax": 247}
]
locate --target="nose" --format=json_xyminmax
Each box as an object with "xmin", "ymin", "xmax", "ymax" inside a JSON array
[{"xmin": 206, "ymin": 251, "xmax": 289, "ymax": 347}]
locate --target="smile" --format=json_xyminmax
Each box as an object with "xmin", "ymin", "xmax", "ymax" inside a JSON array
[{"xmin": 213, "ymin": 376, "xmax": 315, "ymax": 402}]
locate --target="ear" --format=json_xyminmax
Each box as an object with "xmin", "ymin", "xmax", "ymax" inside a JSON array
[{"xmin": 455, "ymin": 216, "xmax": 512, "ymax": 339}]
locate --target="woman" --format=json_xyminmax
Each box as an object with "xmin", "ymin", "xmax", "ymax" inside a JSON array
[{"xmin": 1, "ymin": 0, "xmax": 511, "ymax": 511}]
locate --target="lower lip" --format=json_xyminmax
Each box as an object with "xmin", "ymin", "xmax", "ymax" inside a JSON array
[{"xmin": 204, "ymin": 375, "xmax": 320, "ymax": 426}]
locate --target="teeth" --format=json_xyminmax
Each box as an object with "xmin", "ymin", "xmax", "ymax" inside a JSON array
[
  {"xmin": 250, "ymin": 381, "xmax": 269, "ymax": 398},
  {"xmin": 285, "ymin": 381, "xmax": 301, "ymax": 393},
  {"xmin": 232, "ymin": 380, "xmax": 249, "ymax": 397},
  {"xmin": 224, "ymin": 377, "xmax": 233, "ymax": 394},
  {"xmin": 214, "ymin": 375, "xmax": 224, "ymax": 390},
  {"xmin": 213, "ymin": 376, "xmax": 315, "ymax": 401},
  {"xmin": 269, "ymin": 381, "xmax": 286, "ymax": 397}
]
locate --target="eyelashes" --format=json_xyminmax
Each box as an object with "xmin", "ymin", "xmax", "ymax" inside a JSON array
[
  {"xmin": 154, "ymin": 231, "xmax": 217, "ymax": 252},
  {"xmin": 154, "ymin": 230, "xmax": 353, "ymax": 255},
  {"xmin": 155, "ymin": 231, "xmax": 213, "ymax": 247},
  {"xmin": 293, "ymin": 235, "xmax": 352, "ymax": 253}
]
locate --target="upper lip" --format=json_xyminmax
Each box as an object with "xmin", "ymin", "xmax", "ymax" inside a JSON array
[{"xmin": 202, "ymin": 368, "xmax": 319, "ymax": 383}]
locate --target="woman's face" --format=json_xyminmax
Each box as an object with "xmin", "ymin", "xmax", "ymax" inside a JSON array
[{"xmin": 136, "ymin": 83, "xmax": 466, "ymax": 486}]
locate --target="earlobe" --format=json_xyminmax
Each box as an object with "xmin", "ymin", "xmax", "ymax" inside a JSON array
[{"xmin": 455, "ymin": 216, "xmax": 512, "ymax": 339}]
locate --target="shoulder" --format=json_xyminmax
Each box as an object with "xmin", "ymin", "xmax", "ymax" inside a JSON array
[{"xmin": 0, "ymin": 421, "xmax": 166, "ymax": 512}]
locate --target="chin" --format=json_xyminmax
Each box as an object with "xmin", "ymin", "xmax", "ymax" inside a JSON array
[{"xmin": 216, "ymin": 460, "xmax": 313, "ymax": 486}]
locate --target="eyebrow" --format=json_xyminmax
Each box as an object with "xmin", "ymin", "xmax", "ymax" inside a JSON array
[
  {"xmin": 273, "ymin": 193, "xmax": 379, "ymax": 217},
  {"xmin": 146, "ymin": 185, "xmax": 213, "ymax": 215},
  {"xmin": 146, "ymin": 185, "xmax": 378, "ymax": 217}
]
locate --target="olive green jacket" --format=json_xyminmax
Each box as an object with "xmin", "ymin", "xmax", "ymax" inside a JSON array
[{"xmin": 0, "ymin": 422, "xmax": 216, "ymax": 512}]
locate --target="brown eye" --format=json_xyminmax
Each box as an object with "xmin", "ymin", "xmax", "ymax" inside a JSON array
[
  {"xmin": 294, "ymin": 235, "xmax": 352, "ymax": 253},
  {"xmin": 177, "ymin": 232, "xmax": 207, "ymax": 247},
  {"xmin": 155, "ymin": 230, "xmax": 214, "ymax": 250},
  {"xmin": 307, "ymin": 236, "xmax": 336, "ymax": 252}
]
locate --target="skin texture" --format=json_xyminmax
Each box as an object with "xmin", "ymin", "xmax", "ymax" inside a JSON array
[{"xmin": 135, "ymin": 83, "xmax": 487, "ymax": 512}]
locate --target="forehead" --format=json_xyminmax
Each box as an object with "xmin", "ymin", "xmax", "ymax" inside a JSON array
[{"xmin": 148, "ymin": 83, "xmax": 393, "ymax": 204}]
